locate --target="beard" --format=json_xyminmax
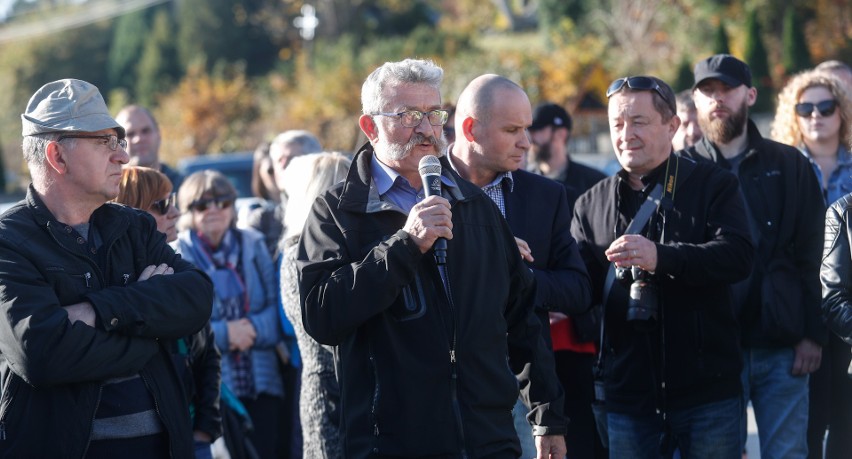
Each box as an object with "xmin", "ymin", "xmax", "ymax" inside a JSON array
[
  {"xmin": 531, "ymin": 140, "xmax": 552, "ymax": 164},
  {"xmin": 384, "ymin": 132, "xmax": 447, "ymax": 160},
  {"xmin": 699, "ymin": 98, "xmax": 748, "ymax": 145}
]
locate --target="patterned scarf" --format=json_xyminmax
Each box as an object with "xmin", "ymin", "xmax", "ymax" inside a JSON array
[{"xmin": 187, "ymin": 229, "xmax": 256, "ymax": 397}]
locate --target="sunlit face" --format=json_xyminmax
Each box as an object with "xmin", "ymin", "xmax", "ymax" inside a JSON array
[
  {"xmin": 271, "ymin": 143, "xmax": 304, "ymax": 191},
  {"xmin": 693, "ymin": 79, "xmax": 754, "ymax": 145},
  {"xmin": 608, "ymin": 91, "xmax": 678, "ymax": 176},
  {"xmin": 116, "ymin": 108, "xmax": 161, "ymax": 168},
  {"xmin": 470, "ymin": 86, "xmax": 532, "ymax": 174},
  {"xmin": 60, "ymin": 128, "xmax": 129, "ymax": 203},
  {"xmin": 148, "ymin": 192, "xmax": 180, "ymax": 243},
  {"xmin": 797, "ymin": 85, "xmax": 841, "ymax": 147},
  {"xmin": 672, "ymin": 107, "xmax": 702, "ymax": 150},
  {"xmin": 369, "ymin": 83, "xmax": 446, "ymax": 176},
  {"xmin": 190, "ymin": 193, "xmax": 235, "ymax": 246}
]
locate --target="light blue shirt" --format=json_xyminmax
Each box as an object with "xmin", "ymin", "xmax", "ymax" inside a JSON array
[
  {"xmin": 801, "ymin": 145, "xmax": 852, "ymax": 205},
  {"xmin": 370, "ymin": 155, "xmax": 456, "ymax": 213}
]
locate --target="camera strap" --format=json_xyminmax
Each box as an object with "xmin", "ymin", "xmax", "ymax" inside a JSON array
[{"xmin": 595, "ymin": 181, "xmax": 664, "ymax": 382}]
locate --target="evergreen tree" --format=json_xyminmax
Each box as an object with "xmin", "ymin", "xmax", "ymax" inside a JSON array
[
  {"xmin": 781, "ymin": 6, "xmax": 811, "ymax": 76},
  {"xmin": 743, "ymin": 10, "xmax": 773, "ymax": 113},
  {"xmin": 713, "ymin": 23, "xmax": 730, "ymax": 55},
  {"xmin": 538, "ymin": 0, "xmax": 587, "ymax": 36},
  {"xmin": 674, "ymin": 58, "xmax": 695, "ymax": 92},
  {"xmin": 136, "ymin": 9, "xmax": 179, "ymax": 106},
  {"xmin": 106, "ymin": 9, "xmax": 152, "ymax": 94}
]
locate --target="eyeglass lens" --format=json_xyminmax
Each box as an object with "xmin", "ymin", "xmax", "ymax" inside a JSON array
[
  {"xmin": 151, "ymin": 193, "xmax": 176, "ymax": 215},
  {"xmin": 400, "ymin": 110, "xmax": 448, "ymax": 127},
  {"xmin": 795, "ymin": 100, "xmax": 837, "ymax": 117},
  {"xmin": 191, "ymin": 197, "xmax": 234, "ymax": 212}
]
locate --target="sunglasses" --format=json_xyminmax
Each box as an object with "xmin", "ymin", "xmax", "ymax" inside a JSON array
[
  {"xmin": 149, "ymin": 192, "xmax": 176, "ymax": 216},
  {"xmin": 607, "ymin": 76, "xmax": 675, "ymax": 111},
  {"xmin": 795, "ymin": 99, "xmax": 837, "ymax": 118},
  {"xmin": 190, "ymin": 197, "xmax": 234, "ymax": 212}
]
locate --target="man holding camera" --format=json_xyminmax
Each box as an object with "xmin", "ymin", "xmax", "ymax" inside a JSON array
[{"xmin": 571, "ymin": 75, "xmax": 754, "ymax": 458}]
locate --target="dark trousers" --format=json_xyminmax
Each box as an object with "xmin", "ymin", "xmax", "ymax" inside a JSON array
[
  {"xmin": 242, "ymin": 393, "xmax": 285, "ymax": 459},
  {"xmin": 807, "ymin": 333, "xmax": 852, "ymax": 459},
  {"xmin": 554, "ymin": 350, "xmax": 608, "ymax": 459}
]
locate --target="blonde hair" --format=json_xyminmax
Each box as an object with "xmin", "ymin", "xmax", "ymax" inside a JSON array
[
  {"xmin": 771, "ymin": 70, "xmax": 852, "ymax": 149},
  {"xmin": 115, "ymin": 166, "xmax": 172, "ymax": 211},
  {"xmin": 281, "ymin": 152, "xmax": 352, "ymax": 240},
  {"xmin": 177, "ymin": 169, "xmax": 238, "ymax": 231}
]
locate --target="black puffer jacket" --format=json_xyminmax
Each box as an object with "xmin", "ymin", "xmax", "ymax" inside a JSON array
[
  {"xmin": 298, "ymin": 144, "xmax": 566, "ymax": 458},
  {"xmin": 0, "ymin": 187, "xmax": 213, "ymax": 458},
  {"xmin": 821, "ymin": 193, "xmax": 852, "ymax": 343}
]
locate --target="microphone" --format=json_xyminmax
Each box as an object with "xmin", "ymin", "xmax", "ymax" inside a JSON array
[{"xmin": 418, "ymin": 155, "xmax": 447, "ymax": 265}]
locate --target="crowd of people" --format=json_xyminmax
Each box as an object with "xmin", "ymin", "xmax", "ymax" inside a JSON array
[{"xmin": 0, "ymin": 53, "xmax": 849, "ymax": 459}]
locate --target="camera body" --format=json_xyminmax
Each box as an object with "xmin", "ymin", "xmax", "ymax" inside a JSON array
[{"xmin": 616, "ymin": 266, "xmax": 659, "ymax": 328}]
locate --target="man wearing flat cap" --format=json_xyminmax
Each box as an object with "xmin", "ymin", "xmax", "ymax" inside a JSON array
[
  {"xmin": 527, "ymin": 102, "xmax": 606, "ymax": 210},
  {"xmin": 682, "ymin": 54, "xmax": 825, "ymax": 458},
  {"xmin": 0, "ymin": 79, "xmax": 213, "ymax": 458}
]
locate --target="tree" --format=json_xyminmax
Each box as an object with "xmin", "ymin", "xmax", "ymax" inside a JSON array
[
  {"xmin": 713, "ymin": 22, "xmax": 730, "ymax": 55},
  {"xmin": 743, "ymin": 9, "xmax": 774, "ymax": 113},
  {"xmin": 136, "ymin": 9, "xmax": 179, "ymax": 106},
  {"xmin": 674, "ymin": 58, "xmax": 694, "ymax": 92},
  {"xmin": 106, "ymin": 8, "xmax": 152, "ymax": 94},
  {"xmin": 781, "ymin": 5, "xmax": 811, "ymax": 76}
]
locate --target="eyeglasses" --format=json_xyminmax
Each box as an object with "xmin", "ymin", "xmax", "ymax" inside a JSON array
[
  {"xmin": 795, "ymin": 99, "xmax": 838, "ymax": 118},
  {"xmin": 373, "ymin": 109, "xmax": 449, "ymax": 128},
  {"xmin": 606, "ymin": 76, "xmax": 675, "ymax": 111},
  {"xmin": 189, "ymin": 197, "xmax": 234, "ymax": 212},
  {"xmin": 57, "ymin": 134, "xmax": 127, "ymax": 151},
  {"xmin": 150, "ymin": 192, "xmax": 176, "ymax": 216}
]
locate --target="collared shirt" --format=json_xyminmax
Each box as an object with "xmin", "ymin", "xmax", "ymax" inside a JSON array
[
  {"xmin": 370, "ymin": 154, "xmax": 456, "ymax": 213},
  {"xmin": 446, "ymin": 148, "xmax": 514, "ymax": 216},
  {"xmin": 801, "ymin": 145, "xmax": 852, "ymax": 206}
]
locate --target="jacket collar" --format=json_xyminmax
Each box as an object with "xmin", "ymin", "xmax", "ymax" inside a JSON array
[
  {"xmin": 693, "ymin": 118, "xmax": 764, "ymax": 167},
  {"xmin": 339, "ymin": 142, "xmax": 479, "ymax": 214},
  {"xmin": 26, "ymin": 184, "xmax": 130, "ymax": 247}
]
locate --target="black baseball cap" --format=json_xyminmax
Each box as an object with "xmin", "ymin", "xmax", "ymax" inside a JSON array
[
  {"xmin": 530, "ymin": 102, "xmax": 572, "ymax": 131},
  {"xmin": 693, "ymin": 54, "xmax": 752, "ymax": 89}
]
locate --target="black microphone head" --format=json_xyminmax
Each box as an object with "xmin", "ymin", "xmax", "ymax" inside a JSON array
[{"xmin": 418, "ymin": 155, "xmax": 441, "ymax": 176}]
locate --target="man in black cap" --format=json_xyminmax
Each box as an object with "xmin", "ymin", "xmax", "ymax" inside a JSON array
[
  {"xmin": 683, "ymin": 54, "xmax": 826, "ymax": 458},
  {"xmin": 0, "ymin": 79, "xmax": 213, "ymax": 457},
  {"xmin": 527, "ymin": 102, "xmax": 607, "ymax": 210}
]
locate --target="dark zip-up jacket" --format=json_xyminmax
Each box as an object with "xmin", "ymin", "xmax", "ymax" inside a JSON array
[
  {"xmin": 682, "ymin": 120, "xmax": 827, "ymax": 348},
  {"xmin": 0, "ymin": 187, "xmax": 213, "ymax": 458},
  {"xmin": 298, "ymin": 144, "xmax": 567, "ymax": 458},
  {"xmin": 571, "ymin": 154, "xmax": 753, "ymax": 414}
]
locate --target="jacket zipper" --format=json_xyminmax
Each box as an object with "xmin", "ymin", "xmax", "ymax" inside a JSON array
[
  {"xmin": 369, "ymin": 343, "xmax": 381, "ymax": 438},
  {"xmin": 439, "ymin": 263, "xmax": 468, "ymax": 459},
  {"xmin": 141, "ymin": 371, "xmax": 172, "ymax": 457}
]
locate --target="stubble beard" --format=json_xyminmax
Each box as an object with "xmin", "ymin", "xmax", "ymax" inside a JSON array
[{"xmin": 700, "ymin": 99, "xmax": 749, "ymax": 146}]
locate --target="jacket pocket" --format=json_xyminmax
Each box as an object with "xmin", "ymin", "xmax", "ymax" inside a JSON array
[
  {"xmin": 390, "ymin": 272, "xmax": 427, "ymax": 322},
  {"xmin": 760, "ymin": 258, "xmax": 805, "ymax": 343}
]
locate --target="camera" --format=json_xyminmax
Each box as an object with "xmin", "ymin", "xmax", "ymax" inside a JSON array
[{"xmin": 616, "ymin": 266, "xmax": 659, "ymax": 328}]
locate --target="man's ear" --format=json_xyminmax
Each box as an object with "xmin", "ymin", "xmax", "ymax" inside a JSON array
[
  {"xmin": 746, "ymin": 86, "xmax": 758, "ymax": 107},
  {"xmin": 461, "ymin": 116, "xmax": 476, "ymax": 142},
  {"xmin": 44, "ymin": 140, "xmax": 67, "ymax": 174},
  {"xmin": 359, "ymin": 114, "xmax": 379, "ymax": 143}
]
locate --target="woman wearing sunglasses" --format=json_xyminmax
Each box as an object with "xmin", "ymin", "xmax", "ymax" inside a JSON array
[
  {"xmin": 114, "ymin": 166, "xmax": 222, "ymax": 459},
  {"xmin": 771, "ymin": 69, "xmax": 852, "ymax": 205},
  {"xmin": 772, "ymin": 70, "xmax": 852, "ymax": 459},
  {"xmin": 174, "ymin": 169, "xmax": 285, "ymax": 459}
]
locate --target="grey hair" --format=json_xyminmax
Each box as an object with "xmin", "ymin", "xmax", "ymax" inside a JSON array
[
  {"xmin": 361, "ymin": 58, "xmax": 444, "ymax": 115},
  {"xmin": 22, "ymin": 132, "xmax": 75, "ymax": 179},
  {"xmin": 271, "ymin": 130, "xmax": 322, "ymax": 154}
]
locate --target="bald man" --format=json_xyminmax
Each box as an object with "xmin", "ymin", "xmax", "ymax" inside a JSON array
[{"xmin": 449, "ymin": 74, "xmax": 595, "ymax": 458}]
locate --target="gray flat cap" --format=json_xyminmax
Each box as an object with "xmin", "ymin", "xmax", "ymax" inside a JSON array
[{"xmin": 21, "ymin": 79, "xmax": 125, "ymax": 137}]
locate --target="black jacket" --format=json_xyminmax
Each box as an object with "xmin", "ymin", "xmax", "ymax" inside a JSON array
[
  {"xmin": 683, "ymin": 119, "xmax": 827, "ymax": 347},
  {"xmin": 298, "ymin": 144, "xmax": 567, "ymax": 458},
  {"xmin": 571, "ymin": 154, "xmax": 753, "ymax": 414},
  {"xmin": 0, "ymin": 187, "xmax": 213, "ymax": 458},
  {"xmin": 821, "ymin": 194, "xmax": 852, "ymax": 343}
]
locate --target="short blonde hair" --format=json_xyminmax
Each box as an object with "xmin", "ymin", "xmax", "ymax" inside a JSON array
[
  {"xmin": 281, "ymin": 152, "xmax": 352, "ymax": 240},
  {"xmin": 771, "ymin": 70, "xmax": 852, "ymax": 150},
  {"xmin": 115, "ymin": 166, "xmax": 172, "ymax": 211}
]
